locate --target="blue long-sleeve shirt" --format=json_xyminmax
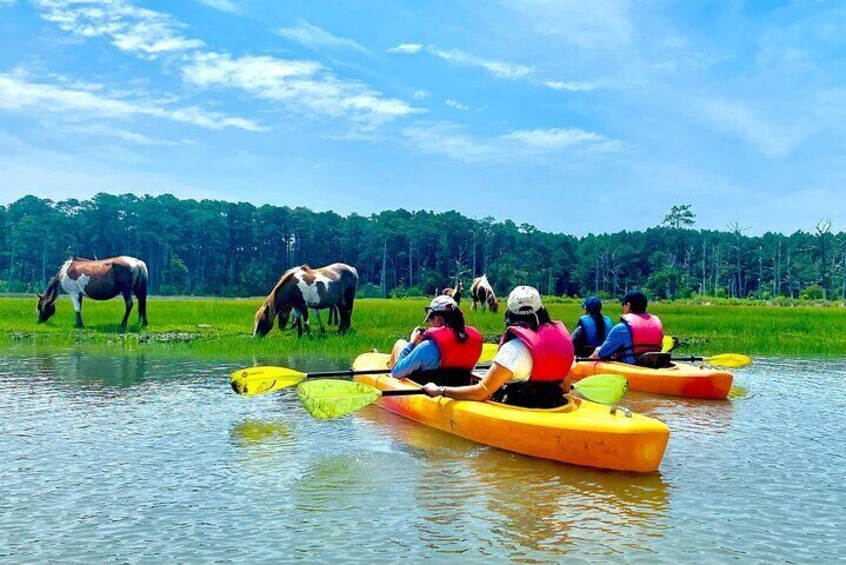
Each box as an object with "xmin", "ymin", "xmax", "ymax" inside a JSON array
[
  {"xmin": 596, "ymin": 323, "xmax": 636, "ymax": 364},
  {"xmin": 391, "ymin": 341, "xmax": 441, "ymax": 379}
]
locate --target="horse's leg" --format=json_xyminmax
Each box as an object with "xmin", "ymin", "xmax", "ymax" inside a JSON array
[
  {"xmin": 70, "ymin": 292, "xmax": 84, "ymax": 328},
  {"xmin": 301, "ymin": 308, "xmax": 311, "ymax": 336},
  {"xmin": 339, "ymin": 287, "xmax": 355, "ymax": 334},
  {"xmin": 136, "ymin": 288, "xmax": 148, "ymax": 327},
  {"xmin": 120, "ymin": 290, "xmax": 133, "ymax": 331},
  {"xmin": 313, "ymin": 308, "xmax": 325, "ymax": 333}
]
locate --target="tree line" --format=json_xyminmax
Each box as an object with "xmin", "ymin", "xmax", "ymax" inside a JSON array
[{"xmin": 2, "ymin": 195, "xmax": 845, "ymax": 301}]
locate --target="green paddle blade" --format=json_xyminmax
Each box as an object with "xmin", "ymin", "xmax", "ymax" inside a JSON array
[
  {"xmin": 297, "ymin": 379, "xmax": 382, "ymax": 420},
  {"xmin": 573, "ymin": 374, "xmax": 628, "ymax": 405},
  {"xmin": 230, "ymin": 366, "xmax": 306, "ymax": 396},
  {"xmin": 704, "ymin": 353, "xmax": 752, "ymax": 368}
]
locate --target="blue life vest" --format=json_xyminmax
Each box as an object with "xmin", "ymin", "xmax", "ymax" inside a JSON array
[{"xmin": 578, "ymin": 314, "xmax": 613, "ymax": 347}]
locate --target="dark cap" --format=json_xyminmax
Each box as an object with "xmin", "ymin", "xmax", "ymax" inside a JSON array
[
  {"xmin": 621, "ymin": 291, "xmax": 648, "ymax": 313},
  {"xmin": 580, "ymin": 296, "xmax": 602, "ymax": 313}
]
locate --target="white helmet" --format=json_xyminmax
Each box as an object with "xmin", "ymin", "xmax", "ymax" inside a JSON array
[
  {"xmin": 425, "ymin": 295, "xmax": 458, "ymax": 321},
  {"xmin": 507, "ymin": 286, "xmax": 543, "ymax": 315}
]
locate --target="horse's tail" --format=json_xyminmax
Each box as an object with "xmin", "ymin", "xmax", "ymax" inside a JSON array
[{"xmin": 133, "ymin": 260, "xmax": 149, "ymax": 297}]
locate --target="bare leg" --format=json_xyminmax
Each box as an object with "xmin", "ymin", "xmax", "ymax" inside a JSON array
[
  {"xmin": 387, "ymin": 339, "xmax": 409, "ymax": 369},
  {"xmin": 70, "ymin": 292, "xmax": 84, "ymax": 328}
]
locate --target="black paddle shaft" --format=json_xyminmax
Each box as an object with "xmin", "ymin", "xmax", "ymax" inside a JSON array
[
  {"xmin": 575, "ymin": 356, "xmax": 703, "ymax": 363},
  {"xmin": 381, "ymin": 389, "xmax": 428, "ymax": 397},
  {"xmin": 304, "ymin": 364, "xmax": 493, "ymax": 379}
]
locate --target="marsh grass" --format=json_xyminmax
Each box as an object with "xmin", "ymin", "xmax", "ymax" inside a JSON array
[{"xmin": 1, "ymin": 296, "xmax": 844, "ymax": 360}]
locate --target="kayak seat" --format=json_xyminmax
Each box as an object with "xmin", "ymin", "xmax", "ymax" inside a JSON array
[{"xmin": 635, "ymin": 352, "xmax": 672, "ymax": 369}]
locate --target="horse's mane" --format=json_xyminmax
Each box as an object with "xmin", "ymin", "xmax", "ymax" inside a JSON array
[{"xmin": 256, "ymin": 266, "xmax": 301, "ymax": 321}]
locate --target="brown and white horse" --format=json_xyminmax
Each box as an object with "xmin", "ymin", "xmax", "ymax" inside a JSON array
[
  {"xmin": 470, "ymin": 275, "xmax": 499, "ymax": 312},
  {"xmin": 442, "ymin": 280, "xmax": 464, "ymax": 306},
  {"xmin": 253, "ymin": 263, "xmax": 358, "ymax": 337},
  {"xmin": 37, "ymin": 256, "xmax": 149, "ymax": 329}
]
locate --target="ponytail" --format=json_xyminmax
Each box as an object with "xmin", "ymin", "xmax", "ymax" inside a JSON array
[
  {"xmin": 591, "ymin": 311, "xmax": 607, "ymax": 343},
  {"xmin": 441, "ymin": 309, "xmax": 468, "ymax": 342}
]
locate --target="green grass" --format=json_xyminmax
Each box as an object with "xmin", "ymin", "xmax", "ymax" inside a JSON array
[{"xmin": 1, "ymin": 296, "xmax": 844, "ymax": 359}]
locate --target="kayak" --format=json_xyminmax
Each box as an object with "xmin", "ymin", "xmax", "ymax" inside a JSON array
[
  {"xmin": 569, "ymin": 360, "xmax": 733, "ymax": 399},
  {"xmin": 352, "ymin": 352, "xmax": 669, "ymax": 473}
]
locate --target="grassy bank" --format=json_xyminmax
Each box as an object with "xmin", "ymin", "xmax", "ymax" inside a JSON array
[{"xmin": 1, "ymin": 296, "xmax": 844, "ymax": 359}]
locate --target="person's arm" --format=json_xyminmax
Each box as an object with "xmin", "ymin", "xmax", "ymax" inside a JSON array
[
  {"xmin": 571, "ymin": 325, "xmax": 585, "ymax": 350},
  {"xmin": 422, "ymin": 362, "xmax": 513, "ymax": 401},
  {"xmin": 391, "ymin": 341, "xmax": 441, "ymax": 379},
  {"xmin": 591, "ymin": 324, "xmax": 628, "ymax": 359}
]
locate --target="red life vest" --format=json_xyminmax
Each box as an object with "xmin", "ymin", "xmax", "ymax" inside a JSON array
[
  {"xmin": 500, "ymin": 321, "xmax": 574, "ymax": 382},
  {"xmin": 423, "ymin": 326, "xmax": 483, "ymax": 370},
  {"xmin": 620, "ymin": 313, "xmax": 664, "ymax": 357}
]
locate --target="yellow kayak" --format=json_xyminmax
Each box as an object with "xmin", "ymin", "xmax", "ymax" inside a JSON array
[{"xmin": 352, "ymin": 352, "xmax": 670, "ymax": 473}]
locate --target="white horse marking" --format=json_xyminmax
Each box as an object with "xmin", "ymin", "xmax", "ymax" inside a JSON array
[{"xmin": 295, "ymin": 272, "xmax": 333, "ymax": 308}]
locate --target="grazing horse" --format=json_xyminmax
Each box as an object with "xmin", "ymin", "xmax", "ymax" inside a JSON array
[
  {"xmin": 253, "ymin": 263, "xmax": 358, "ymax": 337},
  {"xmin": 442, "ymin": 280, "xmax": 464, "ymax": 306},
  {"xmin": 470, "ymin": 275, "xmax": 499, "ymax": 313},
  {"xmin": 36, "ymin": 256, "xmax": 149, "ymax": 329}
]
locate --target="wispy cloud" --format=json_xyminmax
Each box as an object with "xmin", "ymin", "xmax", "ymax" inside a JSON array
[
  {"xmin": 445, "ymin": 99, "xmax": 469, "ymax": 111},
  {"xmin": 0, "ymin": 72, "xmax": 261, "ymax": 131},
  {"xmin": 542, "ymin": 80, "xmax": 598, "ymax": 92},
  {"xmin": 276, "ymin": 19, "xmax": 370, "ymax": 54},
  {"xmin": 413, "ymin": 89, "xmax": 430, "ymax": 99},
  {"xmin": 402, "ymin": 122, "xmax": 621, "ymax": 162},
  {"xmin": 387, "ymin": 43, "xmax": 423, "ymax": 54},
  {"xmin": 499, "ymin": 0, "xmax": 633, "ymax": 49},
  {"xmin": 700, "ymin": 98, "xmax": 805, "ymax": 158},
  {"xmin": 34, "ymin": 0, "xmax": 204, "ymax": 57},
  {"xmin": 182, "ymin": 53, "xmax": 419, "ymax": 126},
  {"xmin": 196, "ymin": 0, "xmax": 240, "ymax": 14}
]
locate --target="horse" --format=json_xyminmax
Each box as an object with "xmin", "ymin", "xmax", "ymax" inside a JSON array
[
  {"xmin": 470, "ymin": 275, "xmax": 499, "ymax": 312},
  {"xmin": 253, "ymin": 263, "xmax": 358, "ymax": 337},
  {"xmin": 36, "ymin": 256, "xmax": 149, "ymax": 330},
  {"xmin": 442, "ymin": 280, "xmax": 464, "ymax": 306}
]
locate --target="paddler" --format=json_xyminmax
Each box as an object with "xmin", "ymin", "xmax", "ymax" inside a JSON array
[
  {"xmin": 571, "ymin": 296, "xmax": 613, "ymax": 357},
  {"xmin": 388, "ymin": 295, "xmax": 483, "ymax": 386},
  {"xmin": 421, "ymin": 286, "xmax": 575, "ymax": 408},
  {"xmin": 590, "ymin": 290, "xmax": 664, "ymax": 364}
]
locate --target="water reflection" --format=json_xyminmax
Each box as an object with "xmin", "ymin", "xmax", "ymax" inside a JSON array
[{"xmin": 229, "ymin": 419, "xmax": 293, "ymax": 448}]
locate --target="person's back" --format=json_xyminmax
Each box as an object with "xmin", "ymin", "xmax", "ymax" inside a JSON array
[
  {"xmin": 571, "ymin": 296, "xmax": 613, "ymax": 357},
  {"xmin": 592, "ymin": 291, "xmax": 663, "ymax": 365}
]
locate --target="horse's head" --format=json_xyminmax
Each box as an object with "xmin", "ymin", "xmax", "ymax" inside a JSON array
[
  {"xmin": 488, "ymin": 295, "xmax": 500, "ymax": 313},
  {"xmin": 36, "ymin": 292, "xmax": 57, "ymax": 323},
  {"xmin": 253, "ymin": 303, "xmax": 275, "ymax": 337}
]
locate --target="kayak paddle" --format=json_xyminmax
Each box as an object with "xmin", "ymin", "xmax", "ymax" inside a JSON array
[
  {"xmin": 575, "ymin": 353, "xmax": 752, "ymax": 369},
  {"xmin": 662, "ymin": 335, "xmax": 680, "ymax": 353},
  {"xmin": 230, "ymin": 363, "xmax": 492, "ymax": 396},
  {"xmin": 297, "ymin": 374, "xmax": 629, "ymax": 420}
]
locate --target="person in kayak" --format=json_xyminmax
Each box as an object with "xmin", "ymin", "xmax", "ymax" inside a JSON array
[
  {"xmin": 571, "ymin": 296, "xmax": 613, "ymax": 357},
  {"xmin": 421, "ymin": 286, "xmax": 574, "ymax": 408},
  {"xmin": 388, "ymin": 295, "xmax": 483, "ymax": 387},
  {"xmin": 590, "ymin": 290, "xmax": 664, "ymax": 365}
]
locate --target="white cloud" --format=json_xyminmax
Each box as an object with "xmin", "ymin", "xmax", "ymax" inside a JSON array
[
  {"xmin": 182, "ymin": 52, "xmax": 419, "ymax": 127},
  {"xmin": 196, "ymin": 0, "xmax": 239, "ymax": 14},
  {"xmin": 700, "ymin": 98, "xmax": 805, "ymax": 158},
  {"xmin": 0, "ymin": 72, "xmax": 261, "ymax": 131},
  {"xmin": 445, "ymin": 99, "xmax": 469, "ymax": 111},
  {"xmin": 34, "ymin": 0, "xmax": 204, "ymax": 57},
  {"xmin": 276, "ymin": 20, "xmax": 370, "ymax": 54},
  {"xmin": 387, "ymin": 43, "xmax": 423, "ymax": 54},
  {"xmin": 413, "ymin": 90, "xmax": 430, "ymax": 99},
  {"xmin": 403, "ymin": 122, "xmax": 621, "ymax": 161},
  {"xmin": 430, "ymin": 47, "xmax": 534, "ymax": 79},
  {"xmin": 542, "ymin": 80, "xmax": 598, "ymax": 92}
]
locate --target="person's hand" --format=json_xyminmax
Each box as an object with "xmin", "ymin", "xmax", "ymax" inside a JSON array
[
  {"xmin": 422, "ymin": 383, "xmax": 444, "ymax": 397},
  {"xmin": 410, "ymin": 326, "xmax": 425, "ymax": 345},
  {"xmin": 588, "ymin": 347, "xmax": 600, "ymax": 360}
]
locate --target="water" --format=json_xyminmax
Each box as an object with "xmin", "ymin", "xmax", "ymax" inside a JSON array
[{"xmin": 1, "ymin": 352, "xmax": 844, "ymax": 563}]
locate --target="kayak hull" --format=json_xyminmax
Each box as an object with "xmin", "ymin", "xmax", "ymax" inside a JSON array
[
  {"xmin": 353, "ymin": 353, "xmax": 669, "ymax": 473},
  {"xmin": 570, "ymin": 361, "xmax": 733, "ymax": 399}
]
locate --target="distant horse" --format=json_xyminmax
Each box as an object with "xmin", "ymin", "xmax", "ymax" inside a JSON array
[
  {"xmin": 442, "ymin": 280, "xmax": 464, "ymax": 306},
  {"xmin": 470, "ymin": 275, "xmax": 499, "ymax": 312},
  {"xmin": 253, "ymin": 263, "xmax": 358, "ymax": 337},
  {"xmin": 37, "ymin": 256, "xmax": 149, "ymax": 329}
]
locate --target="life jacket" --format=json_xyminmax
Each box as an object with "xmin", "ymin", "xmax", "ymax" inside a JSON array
[
  {"xmin": 500, "ymin": 321, "xmax": 574, "ymax": 382},
  {"xmin": 620, "ymin": 313, "xmax": 664, "ymax": 358},
  {"xmin": 422, "ymin": 325, "xmax": 483, "ymax": 370},
  {"xmin": 577, "ymin": 314, "xmax": 613, "ymax": 347}
]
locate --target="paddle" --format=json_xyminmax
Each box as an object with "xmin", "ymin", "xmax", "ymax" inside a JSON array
[
  {"xmin": 662, "ymin": 335, "xmax": 679, "ymax": 353},
  {"xmin": 230, "ymin": 363, "xmax": 494, "ymax": 396},
  {"xmin": 297, "ymin": 374, "xmax": 629, "ymax": 420},
  {"xmin": 575, "ymin": 353, "xmax": 751, "ymax": 369}
]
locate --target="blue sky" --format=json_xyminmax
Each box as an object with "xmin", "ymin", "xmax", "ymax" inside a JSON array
[{"xmin": 1, "ymin": 0, "xmax": 845, "ymax": 235}]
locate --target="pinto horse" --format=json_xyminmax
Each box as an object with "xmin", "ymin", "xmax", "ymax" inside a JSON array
[
  {"xmin": 470, "ymin": 275, "xmax": 499, "ymax": 313},
  {"xmin": 253, "ymin": 263, "xmax": 358, "ymax": 337},
  {"xmin": 442, "ymin": 280, "xmax": 464, "ymax": 306},
  {"xmin": 37, "ymin": 257, "xmax": 149, "ymax": 329}
]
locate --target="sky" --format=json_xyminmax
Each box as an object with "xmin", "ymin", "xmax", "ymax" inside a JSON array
[{"xmin": 1, "ymin": 0, "xmax": 846, "ymax": 235}]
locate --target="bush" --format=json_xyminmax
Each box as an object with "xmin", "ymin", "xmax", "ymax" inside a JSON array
[{"xmin": 801, "ymin": 284, "xmax": 825, "ymax": 300}]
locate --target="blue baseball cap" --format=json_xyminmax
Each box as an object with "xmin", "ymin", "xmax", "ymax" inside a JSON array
[{"xmin": 581, "ymin": 296, "xmax": 602, "ymax": 312}]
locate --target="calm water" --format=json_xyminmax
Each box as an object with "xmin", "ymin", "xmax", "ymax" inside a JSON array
[{"xmin": 2, "ymin": 352, "xmax": 844, "ymax": 564}]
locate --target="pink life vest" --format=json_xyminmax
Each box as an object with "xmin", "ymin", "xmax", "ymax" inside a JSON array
[
  {"xmin": 500, "ymin": 321, "xmax": 574, "ymax": 382},
  {"xmin": 620, "ymin": 313, "xmax": 664, "ymax": 357},
  {"xmin": 423, "ymin": 326, "xmax": 483, "ymax": 370}
]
